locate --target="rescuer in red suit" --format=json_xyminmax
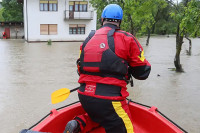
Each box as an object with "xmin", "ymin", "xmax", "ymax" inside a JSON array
[
  {"xmin": 2, "ymin": 31, "xmax": 6, "ymax": 39},
  {"xmin": 64, "ymin": 4, "xmax": 151, "ymax": 133}
]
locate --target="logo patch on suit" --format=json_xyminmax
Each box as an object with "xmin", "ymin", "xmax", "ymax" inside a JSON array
[
  {"xmin": 85, "ymin": 84, "xmax": 96, "ymax": 95},
  {"xmin": 100, "ymin": 43, "xmax": 106, "ymax": 48}
]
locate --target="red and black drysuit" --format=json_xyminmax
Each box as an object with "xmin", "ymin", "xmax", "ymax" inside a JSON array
[
  {"xmin": 2, "ymin": 32, "xmax": 6, "ymax": 39},
  {"xmin": 75, "ymin": 23, "xmax": 151, "ymax": 133}
]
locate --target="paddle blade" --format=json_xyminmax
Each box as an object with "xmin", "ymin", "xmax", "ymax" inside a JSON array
[{"xmin": 51, "ymin": 88, "xmax": 70, "ymax": 104}]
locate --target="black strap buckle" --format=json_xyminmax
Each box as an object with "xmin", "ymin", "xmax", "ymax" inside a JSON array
[{"xmin": 125, "ymin": 74, "xmax": 134, "ymax": 87}]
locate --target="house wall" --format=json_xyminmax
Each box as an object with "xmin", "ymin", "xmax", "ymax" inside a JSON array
[
  {"xmin": 0, "ymin": 0, "xmax": 2, "ymax": 8},
  {"xmin": 24, "ymin": 0, "xmax": 97, "ymax": 42}
]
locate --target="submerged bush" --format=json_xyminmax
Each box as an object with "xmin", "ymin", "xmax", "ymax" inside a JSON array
[{"xmin": 47, "ymin": 39, "xmax": 52, "ymax": 45}]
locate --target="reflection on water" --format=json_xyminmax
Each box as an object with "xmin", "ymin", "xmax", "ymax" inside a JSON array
[{"xmin": 0, "ymin": 37, "xmax": 199, "ymax": 133}]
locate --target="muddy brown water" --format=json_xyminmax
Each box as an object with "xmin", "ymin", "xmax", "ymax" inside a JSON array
[{"xmin": 0, "ymin": 36, "xmax": 200, "ymax": 133}]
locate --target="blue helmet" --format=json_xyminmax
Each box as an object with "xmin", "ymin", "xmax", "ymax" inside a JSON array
[{"xmin": 101, "ymin": 4, "xmax": 123, "ymax": 20}]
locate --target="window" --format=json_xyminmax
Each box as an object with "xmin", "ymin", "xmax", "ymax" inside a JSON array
[
  {"xmin": 40, "ymin": 24, "xmax": 57, "ymax": 35},
  {"xmin": 75, "ymin": 2, "xmax": 79, "ymax": 12},
  {"xmin": 69, "ymin": 24, "xmax": 85, "ymax": 34},
  {"xmin": 40, "ymin": 0, "xmax": 58, "ymax": 11},
  {"xmin": 49, "ymin": 24, "xmax": 57, "ymax": 35},
  {"xmin": 40, "ymin": 24, "xmax": 48, "ymax": 35},
  {"xmin": 69, "ymin": 1, "xmax": 88, "ymax": 12},
  {"xmin": 69, "ymin": 1, "xmax": 74, "ymax": 11},
  {"xmin": 80, "ymin": 1, "xmax": 87, "ymax": 12}
]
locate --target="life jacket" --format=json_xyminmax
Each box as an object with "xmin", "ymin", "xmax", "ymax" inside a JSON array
[
  {"xmin": 2, "ymin": 32, "xmax": 6, "ymax": 36},
  {"xmin": 79, "ymin": 25, "xmax": 128, "ymax": 81}
]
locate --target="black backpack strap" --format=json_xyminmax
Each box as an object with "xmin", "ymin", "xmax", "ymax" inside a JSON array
[
  {"xmin": 107, "ymin": 28, "xmax": 116, "ymax": 53},
  {"xmin": 82, "ymin": 30, "xmax": 96, "ymax": 50}
]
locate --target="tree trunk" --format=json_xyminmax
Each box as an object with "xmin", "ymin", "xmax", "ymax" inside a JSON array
[
  {"xmin": 185, "ymin": 36, "xmax": 192, "ymax": 55},
  {"xmin": 15, "ymin": 32, "xmax": 18, "ymax": 39},
  {"xmin": 128, "ymin": 14, "xmax": 134, "ymax": 35},
  {"xmin": 174, "ymin": 25, "xmax": 184, "ymax": 72},
  {"xmin": 152, "ymin": 23, "xmax": 156, "ymax": 34},
  {"xmin": 146, "ymin": 28, "xmax": 151, "ymax": 46}
]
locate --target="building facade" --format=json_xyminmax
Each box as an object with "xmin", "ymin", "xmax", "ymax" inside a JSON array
[
  {"xmin": 0, "ymin": 0, "xmax": 2, "ymax": 9},
  {"xmin": 23, "ymin": 0, "xmax": 97, "ymax": 42}
]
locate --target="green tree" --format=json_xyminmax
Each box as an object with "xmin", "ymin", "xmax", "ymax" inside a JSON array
[
  {"xmin": 0, "ymin": 8, "xmax": 4, "ymax": 21},
  {"xmin": 89, "ymin": 0, "xmax": 107, "ymax": 29},
  {"xmin": 169, "ymin": 0, "xmax": 200, "ymax": 72},
  {"xmin": 180, "ymin": 0, "xmax": 200, "ymax": 55},
  {"xmin": 90, "ymin": 0, "xmax": 168, "ymax": 45},
  {"xmin": 132, "ymin": 0, "xmax": 167, "ymax": 45},
  {"xmin": 154, "ymin": 3, "xmax": 177, "ymax": 35},
  {"xmin": 2, "ymin": 0, "xmax": 23, "ymax": 22}
]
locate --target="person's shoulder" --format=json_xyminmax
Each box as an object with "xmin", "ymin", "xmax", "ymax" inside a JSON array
[{"xmin": 115, "ymin": 30, "xmax": 135, "ymax": 38}]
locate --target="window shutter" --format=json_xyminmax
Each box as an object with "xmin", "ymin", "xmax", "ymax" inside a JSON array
[
  {"xmin": 40, "ymin": 0, "xmax": 48, "ymax": 3},
  {"xmin": 69, "ymin": 24, "xmax": 77, "ymax": 28},
  {"xmin": 80, "ymin": 1, "xmax": 87, "ymax": 4},
  {"xmin": 40, "ymin": 24, "xmax": 48, "ymax": 35},
  {"xmin": 49, "ymin": 24, "xmax": 57, "ymax": 35},
  {"xmin": 49, "ymin": 0, "xmax": 57, "ymax": 4},
  {"xmin": 69, "ymin": 1, "xmax": 74, "ymax": 5},
  {"xmin": 78, "ymin": 24, "xmax": 85, "ymax": 27}
]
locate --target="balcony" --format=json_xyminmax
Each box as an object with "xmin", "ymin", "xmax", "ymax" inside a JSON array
[{"xmin": 65, "ymin": 10, "xmax": 94, "ymax": 20}]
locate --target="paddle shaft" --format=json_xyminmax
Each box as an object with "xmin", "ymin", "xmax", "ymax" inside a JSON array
[{"xmin": 70, "ymin": 87, "xmax": 79, "ymax": 93}]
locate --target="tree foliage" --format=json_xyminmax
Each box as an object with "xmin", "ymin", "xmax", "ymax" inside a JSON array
[
  {"xmin": 180, "ymin": 0, "xmax": 200, "ymax": 37},
  {"xmin": 0, "ymin": 7, "xmax": 4, "ymax": 21},
  {"xmin": 2, "ymin": 0, "xmax": 23, "ymax": 22},
  {"xmin": 90, "ymin": 0, "xmax": 168, "ymax": 36},
  {"xmin": 168, "ymin": 0, "xmax": 200, "ymax": 38},
  {"xmin": 168, "ymin": 0, "xmax": 200, "ymax": 71}
]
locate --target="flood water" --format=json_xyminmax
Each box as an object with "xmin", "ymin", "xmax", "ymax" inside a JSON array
[{"xmin": 0, "ymin": 37, "xmax": 199, "ymax": 133}]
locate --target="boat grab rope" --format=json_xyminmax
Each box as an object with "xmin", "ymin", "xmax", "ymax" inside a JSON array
[
  {"xmin": 28, "ymin": 101, "xmax": 80, "ymax": 130},
  {"xmin": 127, "ymin": 98, "xmax": 188, "ymax": 133}
]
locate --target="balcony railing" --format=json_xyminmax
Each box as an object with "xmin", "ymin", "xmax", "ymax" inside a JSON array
[{"xmin": 65, "ymin": 10, "xmax": 94, "ymax": 20}]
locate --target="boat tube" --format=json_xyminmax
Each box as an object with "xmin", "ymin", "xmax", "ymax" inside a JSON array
[{"xmin": 20, "ymin": 100, "xmax": 187, "ymax": 133}]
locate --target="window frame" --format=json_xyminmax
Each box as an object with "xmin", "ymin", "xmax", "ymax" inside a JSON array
[
  {"xmin": 69, "ymin": 1, "xmax": 88, "ymax": 12},
  {"xmin": 40, "ymin": 0, "xmax": 58, "ymax": 12},
  {"xmin": 69, "ymin": 24, "xmax": 85, "ymax": 35}
]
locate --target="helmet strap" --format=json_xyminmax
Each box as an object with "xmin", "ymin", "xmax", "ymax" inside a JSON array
[
  {"xmin": 102, "ymin": 18, "xmax": 121, "ymax": 27},
  {"xmin": 104, "ymin": 18, "xmax": 121, "ymax": 23},
  {"xmin": 119, "ymin": 21, "xmax": 121, "ymax": 28},
  {"xmin": 101, "ymin": 18, "xmax": 104, "ymax": 26}
]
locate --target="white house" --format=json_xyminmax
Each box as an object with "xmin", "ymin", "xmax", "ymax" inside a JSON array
[
  {"xmin": 23, "ymin": 0, "xmax": 97, "ymax": 42},
  {"xmin": 0, "ymin": 0, "xmax": 2, "ymax": 9}
]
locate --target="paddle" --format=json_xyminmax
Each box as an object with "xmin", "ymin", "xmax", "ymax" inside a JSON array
[{"xmin": 51, "ymin": 87, "xmax": 79, "ymax": 104}]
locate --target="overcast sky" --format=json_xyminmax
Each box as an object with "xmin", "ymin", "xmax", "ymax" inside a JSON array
[{"xmin": 173, "ymin": 0, "xmax": 182, "ymax": 3}]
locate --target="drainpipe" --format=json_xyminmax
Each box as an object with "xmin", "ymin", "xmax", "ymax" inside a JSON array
[
  {"xmin": 26, "ymin": 0, "xmax": 29, "ymax": 42},
  {"xmin": 65, "ymin": 0, "xmax": 66, "ymax": 11},
  {"xmin": 65, "ymin": 0, "xmax": 66, "ymax": 20}
]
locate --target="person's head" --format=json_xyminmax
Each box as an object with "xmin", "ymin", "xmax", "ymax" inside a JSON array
[{"xmin": 101, "ymin": 4, "xmax": 123, "ymax": 27}]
